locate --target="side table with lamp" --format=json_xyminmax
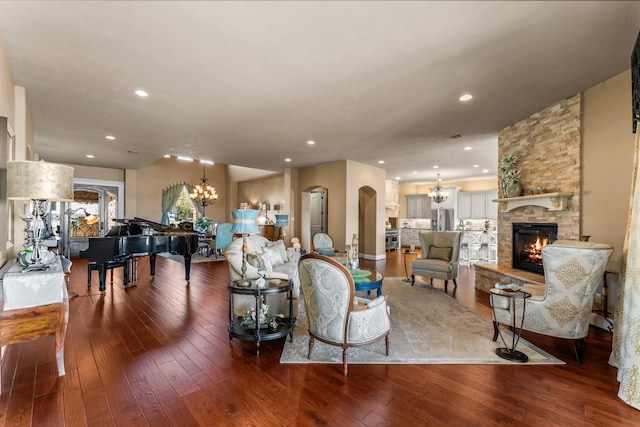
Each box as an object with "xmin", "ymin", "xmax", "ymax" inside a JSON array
[
  {"xmin": 230, "ymin": 209, "xmax": 260, "ymax": 286},
  {"xmin": 1, "ymin": 160, "xmax": 75, "ymax": 391}
]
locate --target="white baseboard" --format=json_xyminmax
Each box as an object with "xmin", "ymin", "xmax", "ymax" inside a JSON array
[{"xmin": 362, "ymin": 253, "xmax": 387, "ymax": 261}]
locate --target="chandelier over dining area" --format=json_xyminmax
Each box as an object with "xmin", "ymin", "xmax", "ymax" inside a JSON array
[
  {"xmin": 190, "ymin": 165, "xmax": 218, "ymax": 207},
  {"xmin": 428, "ymin": 173, "xmax": 449, "ymax": 204}
]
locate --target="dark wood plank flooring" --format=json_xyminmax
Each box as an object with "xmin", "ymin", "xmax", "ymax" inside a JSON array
[{"xmin": 1, "ymin": 250, "xmax": 638, "ymax": 426}]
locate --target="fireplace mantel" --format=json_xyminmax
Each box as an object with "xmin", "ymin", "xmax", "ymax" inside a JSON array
[{"xmin": 493, "ymin": 192, "xmax": 573, "ymax": 212}]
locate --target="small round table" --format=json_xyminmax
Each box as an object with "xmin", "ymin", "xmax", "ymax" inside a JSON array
[
  {"xmin": 350, "ymin": 267, "xmax": 384, "ymax": 297},
  {"xmin": 401, "ymin": 250, "xmax": 417, "ymax": 282},
  {"xmin": 228, "ymin": 279, "xmax": 294, "ymax": 355},
  {"xmin": 489, "ymin": 288, "xmax": 532, "ymax": 363}
]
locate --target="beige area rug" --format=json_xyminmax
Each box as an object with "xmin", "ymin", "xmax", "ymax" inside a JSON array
[
  {"xmin": 159, "ymin": 253, "xmax": 225, "ymax": 264},
  {"xmin": 281, "ymin": 277, "xmax": 564, "ymax": 365}
]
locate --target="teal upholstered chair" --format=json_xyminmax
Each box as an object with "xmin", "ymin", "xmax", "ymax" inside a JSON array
[
  {"xmin": 214, "ymin": 223, "xmax": 233, "ymax": 258},
  {"xmin": 298, "ymin": 253, "xmax": 390, "ymax": 375},
  {"xmin": 411, "ymin": 231, "xmax": 463, "ymax": 293},
  {"xmin": 312, "ymin": 232, "xmax": 336, "ymax": 256}
]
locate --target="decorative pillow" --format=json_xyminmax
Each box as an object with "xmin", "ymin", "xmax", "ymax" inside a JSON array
[
  {"xmin": 247, "ymin": 252, "xmax": 261, "ymax": 268},
  {"xmin": 427, "ymin": 245, "xmax": 452, "ymax": 261},
  {"xmin": 273, "ymin": 240, "xmax": 289, "ymax": 263},
  {"xmin": 256, "ymin": 253, "xmax": 273, "ymax": 272},
  {"xmin": 263, "ymin": 246, "xmax": 284, "ymax": 266}
]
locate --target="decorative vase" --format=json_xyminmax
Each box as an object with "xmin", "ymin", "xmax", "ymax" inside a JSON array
[{"xmin": 503, "ymin": 182, "xmax": 522, "ymax": 198}]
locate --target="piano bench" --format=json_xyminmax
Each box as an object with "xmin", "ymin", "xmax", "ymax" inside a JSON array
[{"xmin": 87, "ymin": 260, "xmax": 129, "ymax": 289}]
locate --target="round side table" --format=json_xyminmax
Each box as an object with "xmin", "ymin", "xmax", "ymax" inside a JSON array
[{"xmin": 489, "ymin": 288, "xmax": 532, "ymax": 363}]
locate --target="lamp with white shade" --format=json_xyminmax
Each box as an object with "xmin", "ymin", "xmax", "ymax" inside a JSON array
[{"xmin": 7, "ymin": 160, "xmax": 74, "ymax": 271}]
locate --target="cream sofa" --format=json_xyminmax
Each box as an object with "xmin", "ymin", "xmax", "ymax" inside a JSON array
[{"xmin": 225, "ymin": 236, "xmax": 301, "ymax": 316}]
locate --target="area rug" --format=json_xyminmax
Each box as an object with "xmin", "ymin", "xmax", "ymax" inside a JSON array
[
  {"xmin": 280, "ymin": 277, "xmax": 564, "ymax": 365},
  {"xmin": 159, "ymin": 253, "xmax": 225, "ymax": 264}
]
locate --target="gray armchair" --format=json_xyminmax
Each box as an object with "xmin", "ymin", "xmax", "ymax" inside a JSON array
[
  {"xmin": 411, "ymin": 231, "xmax": 463, "ymax": 292},
  {"xmin": 298, "ymin": 253, "xmax": 390, "ymax": 375}
]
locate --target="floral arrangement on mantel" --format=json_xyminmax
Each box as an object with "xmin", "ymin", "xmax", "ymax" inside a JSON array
[
  {"xmin": 240, "ymin": 303, "xmax": 284, "ymax": 329},
  {"xmin": 499, "ymin": 154, "xmax": 523, "ymax": 198}
]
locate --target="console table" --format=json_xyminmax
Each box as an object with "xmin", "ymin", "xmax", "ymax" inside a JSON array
[{"xmin": 0, "ymin": 257, "xmax": 69, "ymax": 394}]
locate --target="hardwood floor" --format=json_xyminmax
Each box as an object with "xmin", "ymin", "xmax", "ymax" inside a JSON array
[{"xmin": 1, "ymin": 250, "xmax": 638, "ymax": 426}]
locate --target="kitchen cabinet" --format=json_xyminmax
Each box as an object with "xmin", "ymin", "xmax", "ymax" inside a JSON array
[
  {"xmin": 457, "ymin": 190, "xmax": 498, "ymax": 219},
  {"xmin": 405, "ymin": 194, "xmax": 430, "ymax": 218},
  {"xmin": 400, "ymin": 228, "xmax": 428, "ymax": 248}
]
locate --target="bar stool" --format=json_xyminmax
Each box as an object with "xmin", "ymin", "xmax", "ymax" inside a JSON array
[{"xmin": 467, "ymin": 231, "xmax": 483, "ymax": 265}]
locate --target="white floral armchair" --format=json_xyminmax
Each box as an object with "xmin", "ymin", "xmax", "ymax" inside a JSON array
[
  {"xmin": 298, "ymin": 253, "xmax": 390, "ymax": 375},
  {"xmin": 491, "ymin": 240, "xmax": 613, "ymax": 362}
]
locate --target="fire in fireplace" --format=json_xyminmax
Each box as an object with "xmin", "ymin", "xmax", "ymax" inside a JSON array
[{"xmin": 512, "ymin": 222, "xmax": 558, "ymax": 275}]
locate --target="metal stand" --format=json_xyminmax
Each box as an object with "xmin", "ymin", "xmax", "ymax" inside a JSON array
[
  {"xmin": 402, "ymin": 251, "xmax": 416, "ymax": 282},
  {"xmin": 490, "ymin": 289, "xmax": 532, "ymax": 363}
]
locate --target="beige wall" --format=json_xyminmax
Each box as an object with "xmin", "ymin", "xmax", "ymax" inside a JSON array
[
  {"xmin": 237, "ymin": 174, "xmax": 284, "ymax": 209},
  {"xmin": 347, "ymin": 160, "xmax": 386, "ymax": 258},
  {"xmin": 297, "ymin": 161, "xmax": 347, "ymax": 252},
  {"xmin": 136, "ymin": 157, "xmax": 228, "ymax": 223},
  {"xmin": 0, "ymin": 35, "xmax": 14, "ymax": 126},
  {"xmin": 583, "ymin": 70, "xmax": 635, "ymax": 272},
  {"xmin": 295, "ymin": 160, "xmax": 386, "ymax": 258}
]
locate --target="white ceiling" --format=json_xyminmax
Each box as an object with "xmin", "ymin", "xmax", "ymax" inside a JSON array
[{"xmin": 0, "ymin": 1, "xmax": 638, "ymax": 183}]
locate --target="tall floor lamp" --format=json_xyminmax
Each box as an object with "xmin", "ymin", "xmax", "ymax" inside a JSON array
[
  {"xmin": 7, "ymin": 160, "xmax": 74, "ymax": 271},
  {"xmin": 230, "ymin": 209, "xmax": 260, "ymax": 286}
]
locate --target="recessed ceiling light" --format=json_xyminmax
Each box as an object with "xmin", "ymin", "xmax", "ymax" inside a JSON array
[
  {"xmin": 285, "ymin": 158, "xmax": 292, "ymax": 162},
  {"xmin": 473, "ymin": 164, "xmax": 479, "ymax": 168},
  {"xmin": 177, "ymin": 156, "xmax": 193, "ymax": 162},
  {"xmin": 378, "ymin": 160, "xmax": 384, "ymax": 164},
  {"xmin": 105, "ymin": 135, "xmax": 115, "ymax": 140},
  {"xmin": 134, "ymin": 89, "xmax": 149, "ymax": 97},
  {"xmin": 433, "ymin": 165, "xmax": 439, "ymax": 169},
  {"xmin": 412, "ymin": 171, "xmax": 418, "ymax": 175},
  {"xmin": 464, "ymin": 146, "xmax": 472, "ymax": 151},
  {"xmin": 482, "ymin": 169, "xmax": 489, "ymax": 173},
  {"xmin": 459, "ymin": 94, "xmax": 473, "ymax": 102},
  {"xmin": 395, "ymin": 176, "xmax": 401, "ymax": 180},
  {"xmin": 86, "ymin": 154, "xmax": 94, "ymax": 158},
  {"xmin": 307, "ymin": 140, "xmax": 315, "ymax": 145},
  {"xmin": 163, "ymin": 154, "xmax": 171, "ymax": 158},
  {"xmin": 200, "ymin": 160, "xmax": 214, "ymax": 165}
]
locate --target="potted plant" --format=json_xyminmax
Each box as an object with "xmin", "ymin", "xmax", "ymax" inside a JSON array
[{"xmin": 499, "ymin": 154, "xmax": 522, "ymax": 197}]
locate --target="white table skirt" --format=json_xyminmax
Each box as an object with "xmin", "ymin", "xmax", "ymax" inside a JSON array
[{"xmin": 0, "ymin": 257, "xmax": 67, "ymax": 311}]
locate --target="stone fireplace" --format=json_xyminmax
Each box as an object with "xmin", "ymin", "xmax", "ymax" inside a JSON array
[{"xmin": 475, "ymin": 94, "xmax": 582, "ymax": 292}]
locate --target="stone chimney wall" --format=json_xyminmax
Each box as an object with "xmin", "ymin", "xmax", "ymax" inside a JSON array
[{"xmin": 497, "ymin": 94, "xmax": 582, "ymax": 268}]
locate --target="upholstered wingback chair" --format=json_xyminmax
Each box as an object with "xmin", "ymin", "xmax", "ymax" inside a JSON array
[
  {"xmin": 214, "ymin": 222, "xmax": 233, "ymax": 257},
  {"xmin": 298, "ymin": 253, "xmax": 390, "ymax": 375},
  {"xmin": 490, "ymin": 240, "xmax": 613, "ymax": 363},
  {"xmin": 411, "ymin": 231, "xmax": 463, "ymax": 292},
  {"xmin": 312, "ymin": 232, "xmax": 336, "ymax": 256}
]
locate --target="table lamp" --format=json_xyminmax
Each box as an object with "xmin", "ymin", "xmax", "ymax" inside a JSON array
[
  {"xmin": 231, "ymin": 209, "xmax": 260, "ymax": 286},
  {"xmin": 7, "ymin": 160, "xmax": 74, "ymax": 271},
  {"xmin": 275, "ymin": 214, "xmax": 288, "ymax": 240}
]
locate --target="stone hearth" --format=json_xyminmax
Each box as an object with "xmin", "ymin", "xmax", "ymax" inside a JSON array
[{"xmin": 476, "ymin": 94, "xmax": 582, "ymax": 292}]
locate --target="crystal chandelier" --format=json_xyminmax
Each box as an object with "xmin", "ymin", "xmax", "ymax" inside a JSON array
[
  {"xmin": 428, "ymin": 173, "xmax": 449, "ymax": 204},
  {"xmin": 190, "ymin": 166, "xmax": 218, "ymax": 207}
]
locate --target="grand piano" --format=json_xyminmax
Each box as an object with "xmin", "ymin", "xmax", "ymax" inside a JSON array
[{"xmin": 79, "ymin": 217, "xmax": 199, "ymax": 292}]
